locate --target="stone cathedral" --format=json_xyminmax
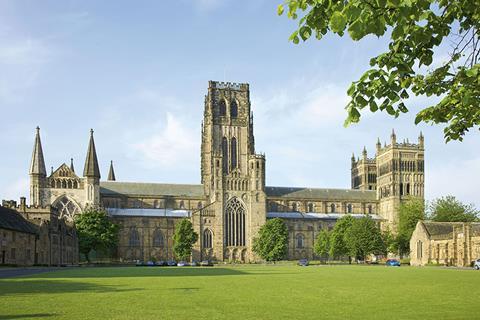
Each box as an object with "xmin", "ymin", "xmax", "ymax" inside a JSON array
[{"xmin": 27, "ymin": 81, "xmax": 425, "ymax": 262}]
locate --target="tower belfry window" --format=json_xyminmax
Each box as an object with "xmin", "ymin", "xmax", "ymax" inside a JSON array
[
  {"xmin": 222, "ymin": 137, "xmax": 229, "ymax": 174},
  {"xmin": 231, "ymin": 137, "xmax": 237, "ymax": 170},
  {"xmin": 230, "ymin": 100, "xmax": 238, "ymax": 118},
  {"xmin": 219, "ymin": 99, "xmax": 226, "ymax": 116}
]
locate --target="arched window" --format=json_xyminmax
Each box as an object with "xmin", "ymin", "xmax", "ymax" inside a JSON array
[
  {"xmin": 230, "ymin": 100, "xmax": 238, "ymax": 118},
  {"xmin": 406, "ymin": 183, "xmax": 410, "ymax": 195},
  {"xmin": 129, "ymin": 229, "xmax": 140, "ymax": 247},
  {"xmin": 308, "ymin": 203, "xmax": 314, "ymax": 212},
  {"xmin": 179, "ymin": 200, "xmax": 185, "ymax": 209},
  {"xmin": 153, "ymin": 229, "xmax": 164, "ymax": 247},
  {"xmin": 203, "ymin": 229, "xmax": 213, "ymax": 249},
  {"xmin": 400, "ymin": 183, "xmax": 404, "ymax": 196},
  {"xmin": 197, "ymin": 202, "xmax": 202, "ymax": 209},
  {"xmin": 347, "ymin": 204, "xmax": 352, "ymax": 213},
  {"xmin": 222, "ymin": 137, "xmax": 229, "ymax": 174},
  {"xmin": 219, "ymin": 99, "xmax": 226, "ymax": 116},
  {"xmin": 231, "ymin": 137, "xmax": 237, "ymax": 170},
  {"xmin": 330, "ymin": 203, "xmax": 336, "ymax": 213},
  {"xmin": 153, "ymin": 200, "xmax": 159, "ymax": 209},
  {"xmin": 53, "ymin": 196, "xmax": 80, "ymax": 222},
  {"xmin": 296, "ymin": 234, "xmax": 305, "ymax": 249},
  {"xmin": 270, "ymin": 202, "xmax": 278, "ymax": 212},
  {"xmin": 225, "ymin": 197, "xmax": 246, "ymax": 247},
  {"xmin": 368, "ymin": 205, "xmax": 373, "ymax": 214},
  {"xmin": 292, "ymin": 202, "xmax": 298, "ymax": 212}
]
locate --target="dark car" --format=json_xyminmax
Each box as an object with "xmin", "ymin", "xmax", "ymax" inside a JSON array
[
  {"xmin": 167, "ymin": 260, "xmax": 177, "ymax": 266},
  {"xmin": 386, "ymin": 259, "xmax": 401, "ymax": 267},
  {"xmin": 155, "ymin": 260, "xmax": 167, "ymax": 266},
  {"xmin": 298, "ymin": 259, "xmax": 309, "ymax": 266},
  {"xmin": 200, "ymin": 260, "xmax": 213, "ymax": 267}
]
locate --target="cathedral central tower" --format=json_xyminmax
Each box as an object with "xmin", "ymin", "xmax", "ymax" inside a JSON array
[{"xmin": 200, "ymin": 81, "xmax": 266, "ymax": 262}]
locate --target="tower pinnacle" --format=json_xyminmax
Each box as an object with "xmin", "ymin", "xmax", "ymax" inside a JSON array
[
  {"xmin": 29, "ymin": 126, "xmax": 47, "ymax": 176},
  {"xmin": 83, "ymin": 129, "xmax": 101, "ymax": 179},
  {"xmin": 108, "ymin": 160, "xmax": 116, "ymax": 181}
]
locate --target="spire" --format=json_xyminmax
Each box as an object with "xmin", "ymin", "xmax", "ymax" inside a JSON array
[
  {"xmin": 108, "ymin": 160, "xmax": 116, "ymax": 181},
  {"xmin": 351, "ymin": 152, "xmax": 355, "ymax": 162},
  {"xmin": 83, "ymin": 129, "xmax": 101, "ymax": 179},
  {"xmin": 419, "ymin": 131, "xmax": 424, "ymax": 147},
  {"xmin": 29, "ymin": 126, "xmax": 47, "ymax": 176},
  {"xmin": 391, "ymin": 128, "xmax": 397, "ymax": 144},
  {"xmin": 362, "ymin": 146, "xmax": 367, "ymax": 158},
  {"xmin": 70, "ymin": 158, "xmax": 75, "ymax": 172}
]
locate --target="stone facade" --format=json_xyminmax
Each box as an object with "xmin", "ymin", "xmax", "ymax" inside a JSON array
[
  {"xmin": 24, "ymin": 80, "xmax": 425, "ymax": 262},
  {"xmin": 0, "ymin": 198, "xmax": 78, "ymax": 266},
  {"xmin": 410, "ymin": 221, "xmax": 480, "ymax": 267}
]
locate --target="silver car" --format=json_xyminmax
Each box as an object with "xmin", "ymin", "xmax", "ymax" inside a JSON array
[{"xmin": 474, "ymin": 259, "xmax": 480, "ymax": 270}]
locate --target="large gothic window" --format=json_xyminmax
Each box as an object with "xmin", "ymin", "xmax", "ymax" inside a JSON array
[
  {"xmin": 219, "ymin": 99, "xmax": 226, "ymax": 116},
  {"xmin": 222, "ymin": 137, "xmax": 229, "ymax": 174},
  {"xmin": 225, "ymin": 197, "xmax": 246, "ymax": 247},
  {"xmin": 203, "ymin": 229, "xmax": 213, "ymax": 249},
  {"xmin": 129, "ymin": 229, "xmax": 140, "ymax": 247},
  {"xmin": 231, "ymin": 137, "xmax": 237, "ymax": 170},
  {"xmin": 296, "ymin": 233, "xmax": 305, "ymax": 249},
  {"xmin": 230, "ymin": 100, "xmax": 238, "ymax": 118},
  {"xmin": 54, "ymin": 196, "xmax": 80, "ymax": 221},
  {"xmin": 153, "ymin": 229, "xmax": 164, "ymax": 247}
]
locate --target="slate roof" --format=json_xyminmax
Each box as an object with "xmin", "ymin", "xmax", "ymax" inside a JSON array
[
  {"xmin": 107, "ymin": 208, "xmax": 191, "ymax": 218},
  {"xmin": 100, "ymin": 182, "xmax": 205, "ymax": 198},
  {"xmin": 0, "ymin": 206, "xmax": 38, "ymax": 235},
  {"xmin": 267, "ymin": 212, "xmax": 382, "ymax": 220},
  {"xmin": 265, "ymin": 186, "xmax": 376, "ymax": 201},
  {"xmin": 422, "ymin": 221, "xmax": 480, "ymax": 239}
]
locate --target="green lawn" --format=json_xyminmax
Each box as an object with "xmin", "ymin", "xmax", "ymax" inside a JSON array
[{"xmin": 0, "ymin": 265, "xmax": 478, "ymax": 320}]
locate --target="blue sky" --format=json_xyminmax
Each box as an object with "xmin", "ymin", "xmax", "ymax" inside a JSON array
[{"xmin": 0, "ymin": 0, "xmax": 479, "ymax": 209}]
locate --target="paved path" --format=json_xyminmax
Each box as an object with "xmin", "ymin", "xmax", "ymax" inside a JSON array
[{"xmin": 0, "ymin": 267, "xmax": 61, "ymax": 278}]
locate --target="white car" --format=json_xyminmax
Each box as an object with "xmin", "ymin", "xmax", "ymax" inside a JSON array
[{"xmin": 474, "ymin": 259, "xmax": 480, "ymax": 270}]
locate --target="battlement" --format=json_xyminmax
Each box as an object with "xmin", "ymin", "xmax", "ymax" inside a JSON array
[
  {"xmin": 208, "ymin": 80, "xmax": 249, "ymax": 91},
  {"xmin": 2, "ymin": 198, "xmax": 53, "ymax": 212},
  {"xmin": 251, "ymin": 153, "xmax": 265, "ymax": 160}
]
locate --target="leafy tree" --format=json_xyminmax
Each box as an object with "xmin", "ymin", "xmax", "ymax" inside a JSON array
[
  {"xmin": 314, "ymin": 229, "xmax": 330, "ymax": 263},
  {"xmin": 172, "ymin": 219, "xmax": 199, "ymax": 261},
  {"xmin": 382, "ymin": 228, "xmax": 397, "ymax": 254},
  {"xmin": 428, "ymin": 195, "xmax": 479, "ymax": 222},
  {"xmin": 253, "ymin": 218, "xmax": 289, "ymax": 262},
  {"xmin": 344, "ymin": 216, "xmax": 386, "ymax": 261},
  {"xmin": 279, "ymin": 0, "xmax": 480, "ymax": 141},
  {"xmin": 329, "ymin": 215, "xmax": 355, "ymax": 262},
  {"xmin": 397, "ymin": 197, "xmax": 425, "ymax": 255},
  {"xmin": 74, "ymin": 207, "xmax": 119, "ymax": 263}
]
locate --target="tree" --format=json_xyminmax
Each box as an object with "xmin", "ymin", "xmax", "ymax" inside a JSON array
[
  {"xmin": 397, "ymin": 197, "xmax": 425, "ymax": 255},
  {"xmin": 329, "ymin": 215, "xmax": 355, "ymax": 262},
  {"xmin": 253, "ymin": 218, "xmax": 288, "ymax": 262},
  {"xmin": 172, "ymin": 219, "xmax": 199, "ymax": 261},
  {"xmin": 314, "ymin": 229, "xmax": 330, "ymax": 263},
  {"xmin": 428, "ymin": 195, "xmax": 479, "ymax": 222},
  {"xmin": 279, "ymin": 0, "xmax": 480, "ymax": 142},
  {"xmin": 344, "ymin": 216, "xmax": 386, "ymax": 261},
  {"xmin": 74, "ymin": 207, "xmax": 119, "ymax": 263}
]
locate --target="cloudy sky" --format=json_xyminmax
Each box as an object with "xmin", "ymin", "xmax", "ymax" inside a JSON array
[{"xmin": 0, "ymin": 0, "xmax": 478, "ymax": 208}]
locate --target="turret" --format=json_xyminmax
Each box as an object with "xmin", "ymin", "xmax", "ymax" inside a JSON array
[
  {"xmin": 390, "ymin": 129, "xmax": 397, "ymax": 145},
  {"xmin": 419, "ymin": 131, "xmax": 424, "ymax": 148},
  {"xmin": 107, "ymin": 160, "xmax": 116, "ymax": 181},
  {"xmin": 83, "ymin": 129, "xmax": 101, "ymax": 206},
  {"xmin": 362, "ymin": 146, "xmax": 367, "ymax": 160},
  {"xmin": 376, "ymin": 138, "xmax": 381, "ymax": 153},
  {"xmin": 70, "ymin": 158, "xmax": 75, "ymax": 173},
  {"xmin": 29, "ymin": 126, "xmax": 47, "ymax": 206}
]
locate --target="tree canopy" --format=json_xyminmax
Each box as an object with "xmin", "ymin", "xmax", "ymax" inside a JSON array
[
  {"xmin": 172, "ymin": 219, "xmax": 199, "ymax": 261},
  {"xmin": 329, "ymin": 215, "xmax": 355, "ymax": 259},
  {"xmin": 396, "ymin": 196, "xmax": 425, "ymax": 255},
  {"xmin": 428, "ymin": 195, "xmax": 479, "ymax": 222},
  {"xmin": 314, "ymin": 229, "xmax": 330, "ymax": 262},
  {"xmin": 74, "ymin": 207, "xmax": 119, "ymax": 262},
  {"xmin": 253, "ymin": 218, "xmax": 289, "ymax": 262},
  {"xmin": 279, "ymin": 0, "xmax": 480, "ymax": 141},
  {"xmin": 344, "ymin": 216, "xmax": 386, "ymax": 260}
]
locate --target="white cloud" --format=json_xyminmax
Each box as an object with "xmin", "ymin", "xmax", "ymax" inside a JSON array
[{"xmin": 131, "ymin": 112, "xmax": 198, "ymax": 168}]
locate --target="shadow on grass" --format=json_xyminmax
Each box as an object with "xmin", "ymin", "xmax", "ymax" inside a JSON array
[
  {"xmin": 35, "ymin": 267, "xmax": 252, "ymax": 278},
  {"xmin": 0, "ymin": 279, "xmax": 139, "ymax": 296},
  {"xmin": 0, "ymin": 314, "xmax": 55, "ymax": 319}
]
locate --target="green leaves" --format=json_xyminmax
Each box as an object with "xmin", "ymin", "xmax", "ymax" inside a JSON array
[
  {"xmin": 279, "ymin": 0, "xmax": 480, "ymax": 142},
  {"xmin": 329, "ymin": 12, "xmax": 347, "ymax": 33},
  {"xmin": 253, "ymin": 218, "xmax": 288, "ymax": 261},
  {"xmin": 172, "ymin": 219, "xmax": 198, "ymax": 261}
]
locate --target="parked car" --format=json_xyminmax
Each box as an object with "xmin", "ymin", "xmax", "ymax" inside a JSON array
[
  {"xmin": 298, "ymin": 259, "xmax": 309, "ymax": 266},
  {"xmin": 146, "ymin": 261, "xmax": 155, "ymax": 266},
  {"xmin": 177, "ymin": 261, "xmax": 188, "ymax": 267},
  {"xmin": 474, "ymin": 259, "xmax": 480, "ymax": 270},
  {"xmin": 200, "ymin": 260, "xmax": 213, "ymax": 267},
  {"xmin": 386, "ymin": 259, "xmax": 401, "ymax": 267},
  {"xmin": 135, "ymin": 260, "xmax": 144, "ymax": 266},
  {"xmin": 155, "ymin": 260, "xmax": 167, "ymax": 266},
  {"xmin": 167, "ymin": 260, "xmax": 177, "ymax": 266},
  {"xmin": 190, "ymin": 261, "xmax": 198, "ymax": 267}
]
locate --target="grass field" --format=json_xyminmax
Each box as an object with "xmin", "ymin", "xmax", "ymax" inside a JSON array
[{"xmin": 0, "ymin": 265, "xmax": 479, "ymax": 320}]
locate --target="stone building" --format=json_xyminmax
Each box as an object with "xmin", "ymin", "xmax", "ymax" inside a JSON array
[
  {"xmin": 24, "ymin": 80, "xmax": 425, "ymax": 262},
  {"xmin": 410, "ymin": 221, "xmax": 480, "ymax": 267},
  {"xmin": 0, "ymin": 198, "xmax": 78, "ymax": 266}
]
